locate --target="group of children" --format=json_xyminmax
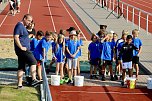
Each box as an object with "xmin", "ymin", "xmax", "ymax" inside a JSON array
[
  {"xmin": 25, "ymin": 22, "xmax": 142, "ymax": 86},
  {"xmin": 88, "ymin": 25, "xmax": 142, "ymax": 86},
  {"xmin": 25, "ymin": 24, "xmax": 83, "ymax": 85},
  {"xmin": 9, "ymin": 0, "xmax": 21, "ymax": 16}
]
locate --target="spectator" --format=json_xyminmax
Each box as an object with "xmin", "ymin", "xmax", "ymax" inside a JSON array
[
  {"xmin": 0, "ymin": 0, "xmax": 2, "ymax": 4},
  {"xmin": 53, "ymin": 34, "xmax": 65, "ymax": 84},
  {"xmin": 119, "ymin": 35, "xmax": 138, "ymax": 86},
  {"xmin": 132, "ymin": 29, "xmax": 142, "ymax": 79},
  {"xmin": 16, "ymin": 0, "xmax": 21, "ymax": 13},
  {"xmin": 65, "ymin": 30, "xmax": 80, "ymax": 84},
  {"xmin": 88, "ymin": 33, "xmax": 100, "ymax": 79},
  {"xmin": 13, "ymin": 14, "xmax": 41, "ymax": 88},
  {"xmin": 27, "ymin": 21, "xmax": 36, "ymax": 39},
  {"xmin": 33, "ymin": 31, "xmax": 53, "ymax": 80},
  {"xmin": 9, "ymin": 0, "xmax": 16, "ymax": 16},
  {"xmin": 76, "ymin": 30, "xmax": 83, "ymax": 75}
]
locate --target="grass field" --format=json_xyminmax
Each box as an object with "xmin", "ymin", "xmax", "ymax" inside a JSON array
[{"xmin": 0, "ymin": 85, "xmax": 40, "ymax": 101}]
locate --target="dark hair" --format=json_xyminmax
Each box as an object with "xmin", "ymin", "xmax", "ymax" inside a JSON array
[
  {"xmin": 66, "ymin": 27, "xmax": 76, "ymax": 32},
  {"xmin": 59, "ymin": 29, "xmax": 66, "ymax": 35},
  {"xmin": 91, "ymin": 33, "xmax": 97, "ymax": 40},
  {"xmin": 45, "ymin": 31, "xmax": 51, "ymax": 36},
  {"xmin": 100, "ymin": 25, "xmax": 107, "ymax": 29},
  {"xmin": 23, "ymin": 14, "xmax": 32, "ymax": 20},
  {"xmin": 76, "ymin": 30, "xmax": 81, "ymax": 35},
  {"xmin": 126, "ymin": 35, "xmax": 132, "ymax": 40},
  {"xmin": 36, "ymin": 30, "xmax": 44, "ymax": 36}
]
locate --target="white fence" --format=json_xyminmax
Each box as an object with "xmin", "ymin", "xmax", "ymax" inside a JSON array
[{"xmin": 91, "ymin": 0, "xmax": 152, "ymax": 34}]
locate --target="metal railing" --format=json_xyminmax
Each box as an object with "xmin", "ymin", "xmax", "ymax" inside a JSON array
[
  {"xmin": 40, "ymin": 62, "xmax": 52, "ymax": 101},
  {"xmin": 91, "ymin": 0, "xmax": 152, "ymax": 34}
]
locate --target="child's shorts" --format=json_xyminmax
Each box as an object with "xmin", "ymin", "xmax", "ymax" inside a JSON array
[
  {"xmin": 103, "ymin": 60, "xmax": 112, "ymax": 65},
  {"xmin": 67, "ymin": 58, "xmax": 77, "ymax": 69},
  {"xmin": 132, "ymin": 56, "xmax": 139, "ymax": 64},
  {"xmin": 122, "ymin": 61, "xmax": 132, "ymax": 69},
  {"xmin": 89, "ymin": 58, "xmax": 99, "ymax": 66}
]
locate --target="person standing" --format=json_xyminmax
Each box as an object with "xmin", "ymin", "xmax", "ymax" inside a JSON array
[
  {"xmin": 16, "ymin": 0, "xmax": 21, "ymax": 13},
  {"xmin": 14, "ymin": 14, "xmax": 41, "ymax": 88}
]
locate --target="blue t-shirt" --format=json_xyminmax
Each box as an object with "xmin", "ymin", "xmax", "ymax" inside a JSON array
[
  {"xmin": 14, "ymin": 22, "xmax": 30, "ymax": 52},
  {"xmin": 34, "ymin": 37, "xmax": 52, "ymax": 60},
  {"xmin": 54, "ymin": 43, "xmax": 65, "ymax": 62},
  {"xmin": 132, "ymin": 38, "xmax": 142, "ymax": 56},
  {"xmin": 88, "ymin": 41, "xmax": 100, "ymax": 59},
  {"xmin": 77, "ymin": 39, "xmax": 83, "ymax": 57},
  {"xmin": 30, "ymin": 38, "xmax": 40, "ymax": 52},
  {"xmin": 101, "ymin": 41, "xmax": 115, "ymax": 60},
  {"xmin": 65, "ymin": 39, "xmax": 80, "ymax": 59}
]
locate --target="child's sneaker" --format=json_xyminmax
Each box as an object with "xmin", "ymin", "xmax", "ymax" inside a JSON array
[
  {"xmin": 101, "ymin": 75, "xmax": 105, "ymax": 81},
  {"xmin": 90, "ymin": 75, "xmax": 93, "ymax": 79},
  {"xmin": 114, "ymin": 75, "xmax": 118, "ymax": 80},
  {"xmin": 17, "ymin": 86, "xmax": 23, "ymax": 89},
  {"xmin": 121, "ymin": 81, "xmax": 124, "ymax": 86},
  {"xmin": 110, "ymin": 75, "xmax": 115, "ymax": 81},
  {"xmin": 60, "ymin": 79, "xmax": 65, "ymax": 85},
  {"xmin": 64, "ymin": 77, "xmax": 69, "ymax": 83},
  {"xmin": 31, "ymin": 79, "xmax": 42, "ymax": 87}
]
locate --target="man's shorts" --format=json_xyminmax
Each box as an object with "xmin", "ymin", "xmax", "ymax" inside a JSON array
[
  {"xmin": 132, "ymin": 56, "xmax": 139, "ymax": 64},
  {"xmin": 103, "ymin": 60, "xmax": 112, "ymax": 65},
  {"xmin": 122, "ymin": 61, "xmax": 132, "ymax": 69},
  {"xmin": 17, "ymin": 50, "xmax": 37, "ymax": 71},
  {"xmin": 67, "ymin": 58, "xmax": 77, "ymax": 70}
]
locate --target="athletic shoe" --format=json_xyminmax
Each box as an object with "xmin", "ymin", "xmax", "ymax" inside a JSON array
[
  {"xmin": 114, "ymin": 75, "xmax": 118, "ymax": 80},
  {"xmin": 110, "ymin": 75, "xmax": 115, "ymax": 81},
  {"xmin": 60, "ymin": 79, "xmax": 65, "ymax": 85},
  {"xmin": 101, "ymin": 76, "xmax": 105, "ymax": 81},
  {"xmin": 67, "ymin": 79, "xmax": 73, "ymax": 85},
  {"xmin": 17, "ymin": 86, "xmax": 23, "ymax": 89},
  {"xmin": 94, "ymin": 75, "xmax": 99, "ymax": 79},
  {"xmin": 90, "ymin": 75, "xmax": 93, "ymax": 79},
  {"xmin": 31, "ymin": 79, "xmax": 42, "ymax": 87},
  {"xmin": 121, "ymin": 81, "xmax": 124, "ymax": 86},
  {"xmin": 64, "ymin": 77, "xmax": 70, "ymax": 83}
]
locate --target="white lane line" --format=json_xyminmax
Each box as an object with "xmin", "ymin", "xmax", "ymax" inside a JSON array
[
  {"xmin": 61, "ymin": 91, "xmax": 148, "ymax": 95},
  {"xmin": 0, "ymin": 34, "xmax": 13, "ymax": 37},
  {"xmin": 47, "ymin": 0, "xmax": 56, "ymax": 32},
  {"xmin": 27, "ymin": 0, "xmax": 32, "ymax": 14},
  {"xmin": 59, "ymin": 0, "xmax": 87, "ymax": 41},
  {"xmin": 0, "ymin": 12, "xmax": 9, "ymax": 28}
]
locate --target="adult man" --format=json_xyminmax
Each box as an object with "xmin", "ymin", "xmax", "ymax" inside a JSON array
[{"xmin": 14, "ymin": 14, "xmax": 41, "ymax": 88}]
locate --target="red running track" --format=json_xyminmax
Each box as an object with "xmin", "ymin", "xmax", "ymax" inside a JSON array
[
  {"xmin": 107, "ymin": 0, "xmax": 152, "ymax": 34},
  {"xmin": 50, "ymin": 85, "xmax": 152, "ymax": 101},
  {"xmin": 0, "ymin": 0, "xmax": 90, "ymax": 40}
]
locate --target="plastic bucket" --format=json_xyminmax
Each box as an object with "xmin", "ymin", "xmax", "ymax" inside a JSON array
[
  {"xmin": 147, "ymin": 78, "xmax": 152, "ymax": 89},
  {"xmin": 126, "ymin": 77, "xmax": 136, "ymax": 89},
  {"xmin": 51, "ymin": 75, "xmax": 60, "ymax": 86},
  {"xmin": 74, "ymin": 76, "xmax": 84, "ymax": 87}
]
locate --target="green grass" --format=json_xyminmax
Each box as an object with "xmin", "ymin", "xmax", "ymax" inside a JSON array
[{"xmin": 0, "ymin": 85, "xmax": 40, "ymax": 101}]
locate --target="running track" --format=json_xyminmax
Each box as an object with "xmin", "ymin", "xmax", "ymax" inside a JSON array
[
  {"xmin": 0, "ymin": 0, "xmax": 90, "ymax": 40},
  {"xmin": 110, "ymin": 0, "xmax": 152, "ymax": 33},
  {"xmin": 50, "ymin": 85, "xmax": 152, "ymax": 101}
]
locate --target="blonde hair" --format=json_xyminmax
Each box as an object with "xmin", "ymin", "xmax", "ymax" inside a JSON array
[
  {"xmin": 122, "ymin": 30, "xmax": 129, "ymax": 36},
  {"xmin": 132, "ymin": 29, "xmax": 139, "ymax": 34}
]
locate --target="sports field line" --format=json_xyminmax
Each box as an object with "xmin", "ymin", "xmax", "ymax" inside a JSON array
[
  {"xmin": 47, "ymin": 0, "xmax": 56, "ymax": 32},
  {"xmin": 60, "ymin": 0, "xmax": 87, "ymax": 41},
  {"xmin": 61, "ymin": 90, "xmax": 148, "ymax": 95}
]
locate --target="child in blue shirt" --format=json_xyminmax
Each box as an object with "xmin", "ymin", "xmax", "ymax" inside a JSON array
[
  {"xmin": 65, "ymin": 30, "xmax": 80, "ymax": 84},
  {"xmin": 100, "ymin": 33, "xmax": 115, "ymax": 81},
  {"xmin": 132, "ymin": 29, "xmax": 142, "ymax": 79},
  {"xmin": 25, "ymin": 30, "xmax": 44, "ymax": 77},
  {"xmin": 88, "ymin": 33, "xmax": 100, "ymax": 79},
  {"xmin": 53, "ymin": 34, "xmax": 65, "ymax": 84},
  {"xmin": 34, "ymin": 31, "xmax": 53, "ymax": 80},
  {"xmin": 76, "ymin": 30, "xmax": 83, "ymax": 75}
]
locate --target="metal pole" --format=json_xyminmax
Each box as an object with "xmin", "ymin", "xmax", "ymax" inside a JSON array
[
  {"xmin": 146, "ymin": 14, "xmax": 149, "ymax": 34},
  {"xmin": 126, "ymin": 5, "xmax": 128, "ymax": 22},
  {"xmin": 138, "ymin": 10, "xmax": 141, "ymax": 30},
  {"xmin": 132, "ymin": 8, "xmax": 135, "ymax": 28}
]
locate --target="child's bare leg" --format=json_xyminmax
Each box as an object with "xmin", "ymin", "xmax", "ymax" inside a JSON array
[
  {"xmin": 128, "ymin": 69, "xmax": 133, "ymax": 77},
  {"xmin": 77, "ymin": 58, "xmax": 80, "ymax": 75},
  {"xmin": 122, "ymin": 69, "xmax": 126, "ymax": 82},
  {"xmin": 56, "ymin": 63, "xmax": 59, "ymax": 75},
  {"xmin": 59, "ymin": 63, "xmax": 64, "ymax": 79}
]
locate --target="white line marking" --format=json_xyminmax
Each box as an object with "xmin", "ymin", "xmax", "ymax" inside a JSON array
[
  {"xmin": 0, "ymin": 12, "xmax": 9, "ymax": 28},
  {"xmin": 28, "ymin": 0, "xmax": 32, "ymax": 14},
  {"xmin": 47, "ymin": 0, "xmax": 56, "ymax": 32},
  {"xmin": 59, "ymin": 0, "xmax": 87, "ymax": 41},
  {"xmin": 0, "ymin": 34, "xmax": 13, "ymax": 37},
  {"xmin": 61, "ymin": 91, "xmax": 148, "ymax": 95}
]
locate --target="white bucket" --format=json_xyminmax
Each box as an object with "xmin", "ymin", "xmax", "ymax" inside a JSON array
[
  {"xmin": 74, "ymin": 76, "xmax": 84, "ymax": 87},
  {"xmin": 51, "ymin": 75, "xmax": 60, "ymax": 86},
  {"xmin": 147, "ymin": 78, "xmax": 152, "ymax": 89}
]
